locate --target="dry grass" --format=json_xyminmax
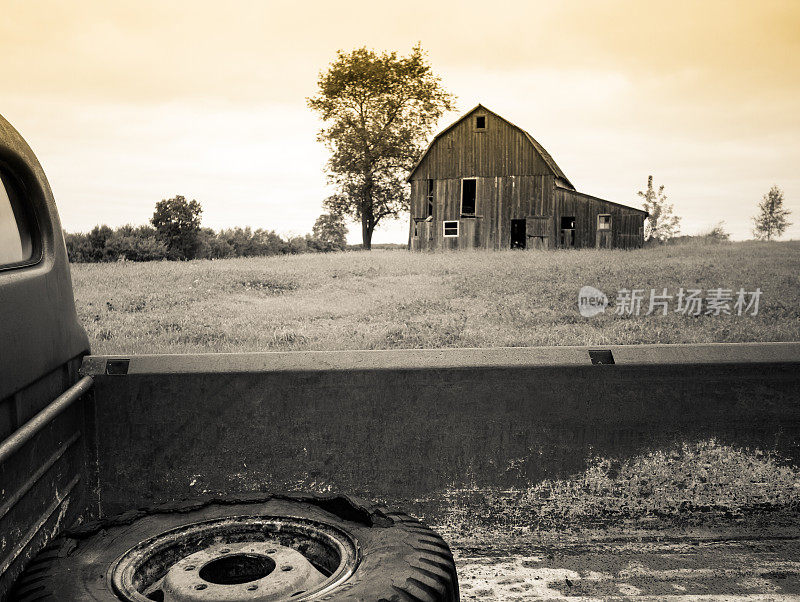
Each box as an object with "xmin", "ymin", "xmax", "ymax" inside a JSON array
[{"xmin": 71, "ymin": 240, "xmax": 800, "ymax": 355}]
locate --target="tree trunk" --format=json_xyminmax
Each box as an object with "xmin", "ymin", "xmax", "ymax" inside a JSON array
[
  {"xmin": 361, "ymin": 218, "xmax": 373, "ymax": 250},
  {"xmin": 360, "ymin": 186, "xmax": 375, "ymax": 250}
]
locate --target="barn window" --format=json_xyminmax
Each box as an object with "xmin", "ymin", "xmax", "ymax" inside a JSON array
[
  {"xmin": 560, "ymin": 216, "xmax": 576, "ymax": 248},
  {"xmin": 443, "ymin": 220, "xmax": 459, "ymax": 237},
  {"xmin": 426, "ymin": 179, "xmax": 434, "ymax": 217},
  {"xmin": 461, "ymin": 178, "xmax": 476, "ymax": 215},
  {"xmin": 598, "ymin": 214, "xmax": 611, "ymax": 230},
  {"xmin": 0, "ymin": 168, "xmax": 36, "ymax": 269},
  {"xmin": 475, "ymin": 115, "xmax": 486, "ymax": 130}
]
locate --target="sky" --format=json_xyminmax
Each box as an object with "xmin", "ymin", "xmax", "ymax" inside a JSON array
[{"xmin": 1, "ymin": 0, "xmax": 798, "ymax": 243}]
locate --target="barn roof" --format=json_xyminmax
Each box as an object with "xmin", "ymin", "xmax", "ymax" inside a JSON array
[
  {"xmin": 556, "ymin": 185, "xmax": 648, "ymax": 216},
  {"xmin": 407, "ymin": 104, "xmax": 575, "ymax": 189}
]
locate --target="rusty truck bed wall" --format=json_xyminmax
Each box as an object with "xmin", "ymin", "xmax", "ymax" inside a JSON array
[{"xmin": 80, "ymin": 342, "xmax": 800, "ymax": 519}]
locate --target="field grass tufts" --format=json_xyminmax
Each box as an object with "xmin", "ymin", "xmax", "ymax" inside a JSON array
[{"xmin": 70, "ymin": 241, "xmax": 800, "ymax": 355}]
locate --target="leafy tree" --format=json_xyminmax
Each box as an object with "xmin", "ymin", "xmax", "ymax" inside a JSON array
[
  {"xmin": 64, "ymin": 231, "xmax": 94, "ymax": 262},
  {"xmin": 752, "ymin": 185, "xmax": 791, "ymax": 241},
  {"xmin": 217, "ymin": 227, "xmax": 287, "ymax": 257},
  {"xmin": 250, "ymin": 228, "xmax": 288, "ymax": 256},
  {"xmin": 638, "ymin": 176, "xmax": 681, "ymax": 242},
  {"xmin": 150, "ymin": 195, "xmax": 203, "ymax": 259},
  {"xmin": 285, "ymin": 235, "xmax": 309, "ymax": 254},
  {"xmin": 312, "ymin": 212, "xmax": 348, "ymax": 251},
  {"xmin": 196, "ymin": 228, "xmax": 234, "ymax": 260},
  {"xmin": 308, "ymin": 44, "xmax": 455, "ymax": 249},
  {"xmin": 86, "ymin": 224, "xmax": 114, "ymax": 261},
  {"xmin": 105, "ymin": 224, "xmax": 167, "ymax": 261}
]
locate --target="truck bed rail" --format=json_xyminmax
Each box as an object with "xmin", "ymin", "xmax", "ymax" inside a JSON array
[{"xmin": 0, "ymin": 376, "xmax": 93, "ymax": 466}]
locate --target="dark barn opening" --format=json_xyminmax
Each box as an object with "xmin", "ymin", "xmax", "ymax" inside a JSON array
[
  {"xmin": 461, "ymin": 179, "xmax": 476, "ymax": 215},
  {"xmin": 511, "ymin": 219, "xmax": 526, "ymax": 249},
  {"xmin": 560, "ymin": 216, "xmax": 576, "ymax": 247},
  {"xmin": 475, "ymin": 115, "xmax": 486, "ymax": 129}
]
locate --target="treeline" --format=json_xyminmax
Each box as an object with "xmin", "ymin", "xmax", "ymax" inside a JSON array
[
  {"xmin": 65, "ymin": 195, "xmax": 349, "ymax": 263},
  {"xmin": 64, "ymin": 225, "xmax": 344, "ymax": 263}
]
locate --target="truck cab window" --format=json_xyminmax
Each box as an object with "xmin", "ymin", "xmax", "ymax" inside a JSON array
[{"xmin": 0, "ymin": 171, "xmax": 34, "ymax": 267}]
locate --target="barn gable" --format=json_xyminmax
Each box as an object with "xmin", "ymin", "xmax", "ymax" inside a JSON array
[{"xmin": 407, "ymin": 104, "xmax": 575, "ymax": 189}]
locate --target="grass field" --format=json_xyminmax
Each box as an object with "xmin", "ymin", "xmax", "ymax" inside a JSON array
[{"xmin": 72, "ymin": 240, "xmax": 800, "ymax": 355}]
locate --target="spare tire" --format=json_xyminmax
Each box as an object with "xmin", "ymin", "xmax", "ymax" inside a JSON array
[{"xmin": 11, "ymin": 493, "xmax": 458, "ymax": 602}]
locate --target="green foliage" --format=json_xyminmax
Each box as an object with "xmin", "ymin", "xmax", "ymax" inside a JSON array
[
  {"xmin": 151, "ymin": 195, "xmax": 203, "ymax": 260},
  {"xmin": 64, "ymin": 230, "xmax": 95, "ymax": 262},
  {"xmin": 312, "ymin": 212, "xmax": 348, "ymax": 251},
  {"xmin": 753, "ymin": 185, "xmax": 792, "ymax": 241},
  {"xmin": 218, "ymin": 227, "xmax": 288, "ymax": 257},
  {"xmin": 638, "ymin": 175, "xmax": 681, "ymax": 242},
  {"xmin": 65, "ymin": 220, "xmax": 346, "ymax": 263},
  {"xmin": 197, "ymin": 228, "xmax": 234, "ymax": 259},
  {"xmin": 65, "ymin": 224, "xmax": 166, "ymax": 262},
  {"xmin": 104, "ymin": 225, "xmax": 167, "ymax": 261},
  {"xmin": 308, "ymin": 44, "xmax": 455, "ymax": 249}
]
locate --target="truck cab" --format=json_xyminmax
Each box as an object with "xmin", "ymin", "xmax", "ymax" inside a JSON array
[{"xmin": 0, "ymin": 115, "xmax": 92, "ymax": 598}]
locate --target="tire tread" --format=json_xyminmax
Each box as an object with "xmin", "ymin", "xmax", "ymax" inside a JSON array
[{"xmin": 10, "ymin": 495, "xmax": 458, "ymax": 601}]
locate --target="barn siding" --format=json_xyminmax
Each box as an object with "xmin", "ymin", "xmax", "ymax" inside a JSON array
[
  {"xmin": 553, "ymin": 188, "xmax": 645, "ymax": 249},
  {"xmin": 411, "ymin": 178, "xmax": 644, "ymax": 251},
  {"xmin": 408, "ymin": 106, "xmax": 646, "ymax": 251}
]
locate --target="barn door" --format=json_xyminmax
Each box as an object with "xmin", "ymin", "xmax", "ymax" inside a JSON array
[
  {"xmin": 510, "ymin": 219, "xmax": 526, "ymax": 249},
  {"xmin": 423, "ymin": 220, "xmax": 434, "ymax": 248},
  {"xmin": 596, "ymin": 230, "xmax": 611, "ymax": 248},
  {"xmin": 596, "ymin": 214, "xmax": 612, "ymax": 249},
  {"xmin": 526, "ymin": 216, "xmax": 551, "ymax": 250},
  {"xmin": 412, "ymin": 219, "xmax": 434, "ymax": 250}
]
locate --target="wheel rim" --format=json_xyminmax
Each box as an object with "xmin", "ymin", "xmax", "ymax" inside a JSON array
[{"xmin": 110, "ymin": 515, "xmax": 360, "ymax": 602}]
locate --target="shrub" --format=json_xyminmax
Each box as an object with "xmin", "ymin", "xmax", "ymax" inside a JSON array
[
  {"xmin": 65, "ymin": 215, "xmax": 348, "ymax": 262},
  {"xmin": 664, "ymin": 222, "xmax": 731, "ymax": 246},
  {"xmin": 105, "ymin": 227, "xmax": 168, "ymax": 261}
]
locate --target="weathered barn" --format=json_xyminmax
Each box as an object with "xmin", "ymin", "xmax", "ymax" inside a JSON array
[{"xmin": 407, "ymin": 105, "xmax": 647, "ymax": 250}]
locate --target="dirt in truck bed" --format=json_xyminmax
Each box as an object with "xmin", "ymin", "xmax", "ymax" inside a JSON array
[
  {"xmin": 454, "ymin": 534, "xmax": 800, "ymax": 600},
  {"xmin": 444, "ymin": 505, "xmax": 800, "ymax": 599},
  {"xmin": 428, "ymin": 439, "xmax": 800, "ymax": 599}
]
